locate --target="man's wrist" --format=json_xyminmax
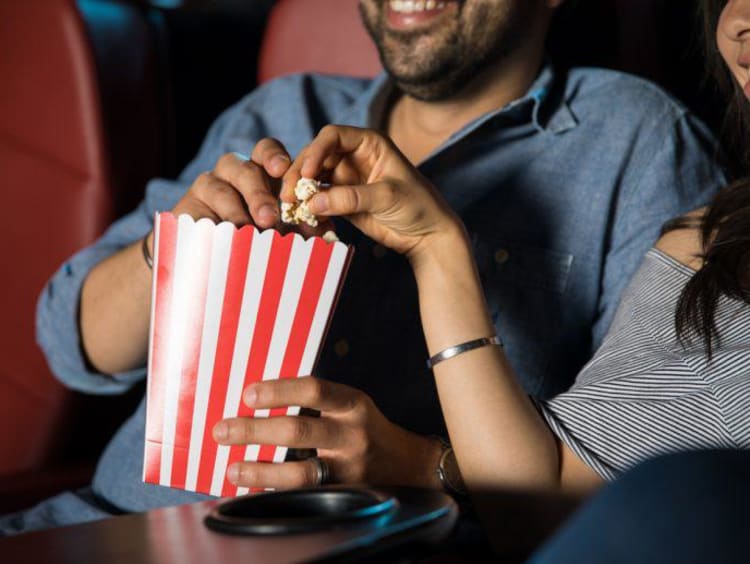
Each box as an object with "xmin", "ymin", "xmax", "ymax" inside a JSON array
[
  {"xmin": 418, "ymin": 435, "xmax": 447, "ymax": 491},
  {"xmin": 433, "ymin": 437, "xmax": 467, "ymax": 497},
  {"xmin": 415, "ymin": 435, "xmax": 468, "ymax": 496}
]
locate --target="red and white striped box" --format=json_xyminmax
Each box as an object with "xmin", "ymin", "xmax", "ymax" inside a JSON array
[{"xmin": 143, "ymin": 212, "xmax": 353, "ymax": 497}]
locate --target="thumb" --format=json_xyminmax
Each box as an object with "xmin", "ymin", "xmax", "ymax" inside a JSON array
[{"xmin": 308, "ymin": 182, "xmax": 395, "ymax": 217}]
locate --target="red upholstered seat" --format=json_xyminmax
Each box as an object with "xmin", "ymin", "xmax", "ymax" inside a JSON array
[
  {"xmin": 258, "ymin": 0, "xmax": 382, "ymax": 84},
  {"xmin": 0, "ymin": 0, "xmax": 172, "ymax": 511},
  {"xmin": 0, "ymin": 0, "xmax": 113, "ymax": 484}
]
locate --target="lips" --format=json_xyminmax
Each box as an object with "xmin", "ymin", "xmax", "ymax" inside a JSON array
[{"xmin": 386, "ymin": 0, "xmax": 459, "ymax": 31}]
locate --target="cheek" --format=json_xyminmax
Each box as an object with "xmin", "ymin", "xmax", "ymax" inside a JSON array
[
  {"xmin": 716, "ymin": 24, "xmax": 741, "ymax": 83},
  {"xmin": 718, "ymin": 6, "xmax": 742, "ymax": 83},
  {"xmin": 718, "ymin": 34, "xmax": 732, "ymax": 69}
]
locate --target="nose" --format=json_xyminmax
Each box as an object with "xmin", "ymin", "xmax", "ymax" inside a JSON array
[{"xmin": 720, "ymin": 0, "xmax": 750, "ymax": 43}]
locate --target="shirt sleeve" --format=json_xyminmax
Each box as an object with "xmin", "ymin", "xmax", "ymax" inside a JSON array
[
  {"xmin": 35, "ymin": 101, "xmax": 246, "ymax": 395},
  {"xmin": 591, "ymin": 111, "xmax": 725, "ymax": 350},
  {"xmin": 537, "ymin": 367, "xmax": 736, "ymax": 482},
  {"xmin": 538, "ymin": 252, "xmax": 740, "ymax": 481}
]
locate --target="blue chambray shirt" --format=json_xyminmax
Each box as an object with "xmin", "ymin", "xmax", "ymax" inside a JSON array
[{"xmin": 37, "ymin": 63, "xmax": 724, "ymax": 512}]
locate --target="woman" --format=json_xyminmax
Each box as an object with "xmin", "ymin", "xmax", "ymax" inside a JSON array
[
  {"xmin": 276, "ymin": 0, "xmax": 750, "ymax": 506},
  {"xmin": 529, "ymin": 2, "xmax": 750, "ymax": 560}
]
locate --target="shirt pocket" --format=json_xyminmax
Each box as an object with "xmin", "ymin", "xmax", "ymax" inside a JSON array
[{"xmin": 471, "ymin": 234, "xmax": 575, "ymax": 396}]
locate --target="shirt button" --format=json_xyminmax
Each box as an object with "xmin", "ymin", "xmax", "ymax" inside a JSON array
[
  {"xmin": 494, "ymin": 248, "xmax": 510, "ymax": 265},
  {"xmin": 334, "ymin": 339, "xmax": 350, "ymax": 358},
  {"xmin": 372, "ymin": 244, "xmax": 387, "ymax": 259}
]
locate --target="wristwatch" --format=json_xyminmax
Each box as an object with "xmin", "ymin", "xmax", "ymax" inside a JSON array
[{"xmin": 434, "ymin": 438, "xmax": 466, "ymax": 497}]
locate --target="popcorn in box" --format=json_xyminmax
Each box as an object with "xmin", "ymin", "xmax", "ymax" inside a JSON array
[{"xmin": 143, "ymin": 212, "xmax": 353, "ymax": 497}]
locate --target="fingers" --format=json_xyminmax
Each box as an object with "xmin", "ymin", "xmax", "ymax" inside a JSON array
[
  {"xmin": 213, "ymin": 414, "xmax": 342, "ymax": 449},
  {"xmin": 250, "ymin": 137, "xmax": 292, "ymax": 178},
  {"xmin": 244, "ymin": 377, "xmax": 363, "ymax": 414},
  {"xmin": 297, "ymin": 125, "xmax": 365, "ymax": 179},
  {"xmin": 302, "ymin": 124, "xmax": 392, "ymax": 177},
  {"xmin": 308, "ymin": 181, "xmax": 397, "ymax": 217},
  {"xmin": 226, "ymin": 458, "xmax": 332, "ymax": 490},
  {"xmin": 214, "ymin": 153, "xmax": 279, "ymax": 229},
  {"xmin": 184, "ymin": 172, "xmax": 253, "ymax": 226},
  {"xmin": 282, "ymin": 125, "xmax": 387, "ymax": 200}
]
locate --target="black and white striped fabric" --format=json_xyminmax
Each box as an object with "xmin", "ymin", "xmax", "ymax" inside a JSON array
[{"xmin": 539, "ymin": 248, "xmax": 750, "ymax": 480}]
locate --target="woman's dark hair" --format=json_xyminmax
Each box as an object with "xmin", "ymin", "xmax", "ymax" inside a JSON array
[{"xmin": 669, "ymin": 0, "xmax": 750, "ymax": 357}]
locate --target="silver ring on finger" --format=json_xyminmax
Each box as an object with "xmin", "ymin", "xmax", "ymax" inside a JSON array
[{"xmin": 310, "ymin": 456, "xmax": 330, "ymax": 487}]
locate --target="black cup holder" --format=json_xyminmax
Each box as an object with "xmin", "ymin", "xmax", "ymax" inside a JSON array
[{"xmin": 204, "ymin": 487, "xmax": 399, "ymax": 535}]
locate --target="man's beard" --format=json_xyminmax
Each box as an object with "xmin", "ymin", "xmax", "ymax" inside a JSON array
[{"xmin": 360, "ymin": 1, "xmax": 535, "ymax": 102}]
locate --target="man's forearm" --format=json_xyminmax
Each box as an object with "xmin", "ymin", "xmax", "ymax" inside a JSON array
[{"xmin": 79, "ymin": 234, "xmax": 153, "ymax": 375}]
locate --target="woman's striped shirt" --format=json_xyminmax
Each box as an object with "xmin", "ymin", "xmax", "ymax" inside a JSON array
[{"xmin": 539, "ymin": 248, "xmax": 750, "ymax": 480}]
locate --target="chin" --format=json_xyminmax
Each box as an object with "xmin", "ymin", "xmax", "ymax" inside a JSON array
[{"xmin": 391, "ymin": 71, "xmax": 469, "ymax": 101}]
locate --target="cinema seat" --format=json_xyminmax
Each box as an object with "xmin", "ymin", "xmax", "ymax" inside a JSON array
[
  {"xmin": 0, "ymin": 0, "xmax": 171, "ymax": 512},
  {"xmin": 258, "ymin": 0, "xmax": 381, "ymax": 83},
  {"xmin": 0, "ymin": 0, "xmax": 279, "ymax": 512},
  {"xmin": 0, "ymin": 0, "xmax": 114, "ymax": 509}
]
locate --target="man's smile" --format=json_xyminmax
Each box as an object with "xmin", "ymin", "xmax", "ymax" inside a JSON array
[{"xmin": 386, "ymin": 0, "xmax": 460, "ymax": 32}]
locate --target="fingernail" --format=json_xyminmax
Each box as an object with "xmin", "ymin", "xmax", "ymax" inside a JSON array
[
  {"xmin": 244, "ymin": 386, "xmax": 257, "ymax": 407},
  {"xmin": 259, "ymin": 204, "xmax": 278, "ymax": 223},
  {"xmin": 227, "ymin": 464, "xmax": 239, "ymax": 484},
  {"xmin": 213, "ymin": 421, "xmax": 228, "ymax": 441},
  {"xmin": 309, "ymin": 193, "xmax": 328, "ymax": 214},
  {"xmin": 270, "ymin": 155, "xmax": 289, "ymax": 174}
]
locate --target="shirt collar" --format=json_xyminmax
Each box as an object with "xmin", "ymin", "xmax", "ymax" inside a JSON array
[
  {"xmin": 532, "ymin": 63, "xmax": 578, "ymax": 134},
  {"xmin": 334, "ymin": 60, "xmax": 578, "ymax": 136},
  {"xmin": 333, "ymin": 72, "xmax": 393, "ymax": 128}
]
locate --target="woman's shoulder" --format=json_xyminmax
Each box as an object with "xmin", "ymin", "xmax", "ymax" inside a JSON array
[{"xmin": 653, "ymin": 209, "xmax": 705, "ymax": 272}]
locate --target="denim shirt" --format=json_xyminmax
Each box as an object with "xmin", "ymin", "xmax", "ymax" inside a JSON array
[{"xmin": 37, "ymin": 64, "xmax": 724, "ymax": 511}]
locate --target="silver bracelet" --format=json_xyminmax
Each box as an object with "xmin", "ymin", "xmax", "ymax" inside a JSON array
[{"xmin": 426, "ymin": 335, "xmax": 503, "ymax": 370}]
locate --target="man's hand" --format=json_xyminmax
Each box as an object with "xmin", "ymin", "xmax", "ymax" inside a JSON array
[
  {"xmin": 80, "ymin": 138, "xmax": 294, "ymax": 377},
  {"xmin": 212, "ymin": 377, "xmax": 444, "ymax": 490},
  {"xmin": 171, "ymin": 138, "xmax": 294, "ymax": 228}
]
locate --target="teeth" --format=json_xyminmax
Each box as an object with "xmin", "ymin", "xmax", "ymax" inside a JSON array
[{"xmin": 390, "ymin": 0, "xmax": 446, "ymax": 14}]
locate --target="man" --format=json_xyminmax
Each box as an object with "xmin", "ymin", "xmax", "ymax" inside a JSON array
[{"xmin": 5, "ymin": 0, "xmax": 723, "ymax": 532}]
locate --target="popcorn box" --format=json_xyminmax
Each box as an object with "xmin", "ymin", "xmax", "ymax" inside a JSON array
[{"xmin": 143, "ymin": 213, "xmax": 353, "ymax": 497}]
